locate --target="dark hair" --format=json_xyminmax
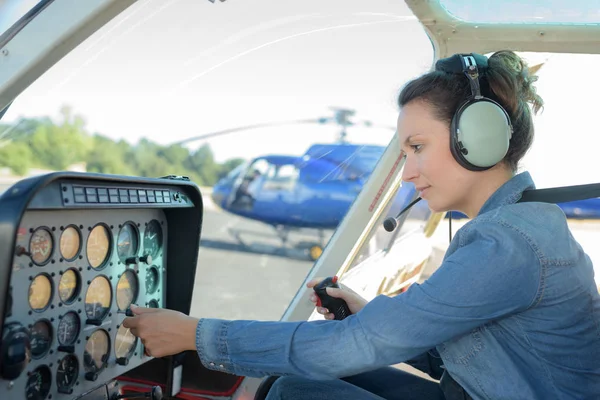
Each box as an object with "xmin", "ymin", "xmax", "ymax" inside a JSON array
[{"xmin": 397, "ymin": 50, "xmax": 544, "ymax": 172}]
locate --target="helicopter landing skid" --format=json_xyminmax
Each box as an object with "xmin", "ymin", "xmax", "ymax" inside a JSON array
[{"xmin": 227, "ymin": 225, "xmax": 327, "ymax": 261}]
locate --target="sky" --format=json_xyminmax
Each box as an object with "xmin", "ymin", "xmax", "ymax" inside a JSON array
[{"xmin": 1, "ymin": 0, "xmax": 600, "ymax": 189}]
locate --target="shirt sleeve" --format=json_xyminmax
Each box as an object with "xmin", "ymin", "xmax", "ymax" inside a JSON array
[{"xmin": 195, "ymin": 219, "xmax": 542, "ymax": 380}]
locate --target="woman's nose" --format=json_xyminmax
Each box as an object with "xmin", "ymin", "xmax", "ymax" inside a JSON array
[{"xmin": 401, "ymin": 154, "xmax": 419, "ymax": 183}]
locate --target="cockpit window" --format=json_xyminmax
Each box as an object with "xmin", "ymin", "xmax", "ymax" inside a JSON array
[
  {"xmin": 0, "ymin": 0, "xmax": 50, "ymax": 46},
  {"xmin": 439, "ymin": 0, "xmax": 600, "ymax": 24}
]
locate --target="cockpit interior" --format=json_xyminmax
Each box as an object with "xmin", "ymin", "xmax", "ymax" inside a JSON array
[{"xmin": 1, "ymin": 0, "xmax": 600, "ymax": 400}]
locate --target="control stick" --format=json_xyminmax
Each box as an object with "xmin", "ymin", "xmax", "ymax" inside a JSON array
[
  {"xmin": 313, "ymin": 276, "xmax": 351, "ymax": 320},
  {"xmin": 112, "ymin": 385, "xmax": 163, "ymax": 400}
]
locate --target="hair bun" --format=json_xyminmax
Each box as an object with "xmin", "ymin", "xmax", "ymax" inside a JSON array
[{"xmin": 487, "ymin": 50, "xmax": 544, "ymax": 116}]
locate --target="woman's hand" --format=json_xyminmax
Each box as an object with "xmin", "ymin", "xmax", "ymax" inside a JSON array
[
  {"xmin": 306, "ymin": 277, "xmax": 368, "ymax": 319},
  {"xmin": 122, "ymin": 305, "xmax": 199, "ymax": 358}
]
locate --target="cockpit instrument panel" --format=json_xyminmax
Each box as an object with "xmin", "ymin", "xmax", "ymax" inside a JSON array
[
  {"xmin": 4, "ymin": 208, "xmax": 167, "ymax": 398},
  {"xmin": 0, "ymin": 174, "xmax": 204, "ymax": 400}
]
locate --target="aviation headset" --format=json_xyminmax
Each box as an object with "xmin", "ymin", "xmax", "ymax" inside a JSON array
[{"xmin": 434, "ymin": 53, "xmax": 513, "ymax": 171}]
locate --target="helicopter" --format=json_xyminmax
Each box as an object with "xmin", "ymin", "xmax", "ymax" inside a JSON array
[{"xmin": 174, "ymin": 108, "xmax": 430, "ymax": 260}]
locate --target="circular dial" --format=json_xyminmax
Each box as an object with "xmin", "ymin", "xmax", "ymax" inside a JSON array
[
  {"xmin": 84, "ymin": 330, "xmax": 110, "ymax": 372},
  {"xmin": 56, "ymin": 354, "xmax": 79, "ymax": 392},
  {"xmin": 86, "ymin": 225, "xmax": 111, "ymax": 269},
  {"xmin": 148, "ymin": 299, "xmax": 159, "ymax": 308},
  {"xmin": 85, "ymin": 276, "xmax": 112, "ymax": 321},
  {"xmin": 25, "ymin": 365, "xmax": 51, "ymax": 400},
  {"xmin": 29, "ymin": 228, "xmax": 53, "ymax": 265},
  {"xmin": 58, "ymin": 269, "xmax": 80, "ymax": 304},
  {"xmin": 115, "ymin": 324, "xmax": 137, "ymax": 359},
  {"xmin": 28, "ymin": 274, "xmax": 53, "ymax": 311},
  {"xmin": 117, "ymin": 223, "xmax": 139, "ymax": 262},
  {"xmin": 145, "ymin": 267, "xmax": 159, "ymax": 294},
  {"xmin": 57, "ymin": 312, "xmax": 80, "ymax": 346},
  {"xmin": 60, "ymin": 226, "xmax": 81, "ymax": 261},
  {"xmin": 143, "ymin": 220, "xmax": 162, "ymax": 259},
  {"xmin": 116, "ymin": 270, "xmax": 138, "ymax": 311},
  {"xmin": 30, "ymin": 320, "xmax": 52, "ymax": 359}
]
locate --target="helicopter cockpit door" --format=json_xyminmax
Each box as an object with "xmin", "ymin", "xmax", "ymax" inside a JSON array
[
  {"xmin": 225, "ymin": 158, "xmax": 268, "ymax": 210},
  {"xmin": 251, "ymin": 160, "xmax": 300, "ymax": 220}
]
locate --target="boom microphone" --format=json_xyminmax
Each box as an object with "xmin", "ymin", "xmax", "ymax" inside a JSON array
[{"xmin": 383, "ymin": 197, "xmax": 422, "ymax": 232}]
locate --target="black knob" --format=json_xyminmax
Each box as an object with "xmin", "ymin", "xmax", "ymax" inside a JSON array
[
  {"xmin": 116, "ymin": 357, "xmax": 129, "ymax": 366},
  {"xmin": 139, "ymin": 254, "xmax": 152, "ymax": 265},
  {"xmin": 57, "ymin": 345, "xmax": 75, "ymax": 353},
  {"xmin": 0, "ymin": 323, "xmax": 31, "ymax": 380},
  {"xmin": 58, "ymin": 387, "xmax": 74, "ymax": 395},
  {"xmin": 85, "ymin": 371, "xmax": 99, "ymax": 381},
  {"xmin": 125, "ymin": 256, "xmax": 139, "ymax": 265}
]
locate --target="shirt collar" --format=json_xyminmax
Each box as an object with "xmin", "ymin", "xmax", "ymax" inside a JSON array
[{"xmin": 478, "ymin": 171, "xmax": 536, "ymax": 216}]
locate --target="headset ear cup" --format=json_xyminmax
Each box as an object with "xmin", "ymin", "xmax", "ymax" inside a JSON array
[{"xmin": 452, "ymin": 100, "xmax": 511, "ymax": 171}]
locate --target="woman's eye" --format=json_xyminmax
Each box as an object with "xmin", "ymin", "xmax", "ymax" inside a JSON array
[{"xmin": 411, "ymin": 144, "xmax": 422, "ymax": 152}]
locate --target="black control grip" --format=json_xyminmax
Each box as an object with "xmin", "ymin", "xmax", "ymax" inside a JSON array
[{"xmin": 313, "ymin": 276, "xmax": 351, "ymax": 320}]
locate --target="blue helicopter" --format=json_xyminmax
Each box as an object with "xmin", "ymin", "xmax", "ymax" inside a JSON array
[
  {"xmin": 175, "ymin": 108, "xmax": 424, "ymax": 260},
  {"xmin": 208, "ymin": 142, "xmax": 433, "ymax": 260}
]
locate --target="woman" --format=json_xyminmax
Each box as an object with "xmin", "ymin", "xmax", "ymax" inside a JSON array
[{"xmin": 123, "ymin": 51, "xmax": 600, "ymax": 399}]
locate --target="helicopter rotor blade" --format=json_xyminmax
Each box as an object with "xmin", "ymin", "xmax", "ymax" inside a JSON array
[{"xmin": 172, "ymin": 118, "xmax": 322, "ymax": 146}]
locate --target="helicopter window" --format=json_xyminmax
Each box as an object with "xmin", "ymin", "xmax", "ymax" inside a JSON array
[
  {"xmin": 262, "ymin": 164, "xmax": 299, "ymax": 191},
  {"xmin": 224, "ymin": 162, "xmax": 249, "ymax": 182}
]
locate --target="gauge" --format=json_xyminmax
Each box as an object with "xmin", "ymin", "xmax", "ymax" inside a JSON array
[
  {"xmin": 30, "ymin": 320, "xmax": 52, "ymax": 359},
  {"xmin": 58, "ymin": 269, "xmax": 80, "ymax": 304},
  {"xmin": 29, "ymin": 227, "xmax": 53, "ymax": 265},
  {"xmin": 28, "ymin": 274, "xmax": 53, "ymax": 311},
  {"xmin": 57, "ymin": 312, "xmax": 80, "ymax": 346},
  {"xmin": 143, "ymin": 220, "xmax": 162, "ymax": 259},
  {"xmin": 25, "ymin": 365, "xmax": 51, "ymax": 400},
  {"xmin": 145, "ymin": 266, "xmax": 159, "ymax": 294},
  {"xmin": 117, "ymin": 223, "xmax": 139, "ymax": 262},
  {"xmin": 86, "ymin": 224, "xmax": 111, "ymax": 269},
  {"xmin": 60, "ymin": 226, "xmax": 81, "ymax": 261},
  {"xmin": 115, "ymin": 324, "xmax": 137, "ymax": 359},
  {"xmin": 148, "ymin": 299, "xmax": 159, "ymax": 308},
  {"xmin": 56, "ymin": 354, "xmax": 78, "ymax": 392},
  {"xmin": 116, "ymin": 270, "xmax": 138, "ymax": 311},
  {"xmin": 85, "ymin": 276, "xmax": 112, "ymax": 321},
  {"xmin": 84, "ymin": 330, "xmax": 110, "ymax": 372}
]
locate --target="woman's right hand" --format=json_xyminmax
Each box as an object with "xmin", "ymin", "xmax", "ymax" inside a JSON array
[{"xmin": 306, "ymin": 277, "xmax": 368, "ymax": 319}]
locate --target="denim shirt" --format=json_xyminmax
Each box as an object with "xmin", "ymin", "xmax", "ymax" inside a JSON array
[{"xmin": 196, "ymin": 172, "xmax": 600, "ymax": 399}]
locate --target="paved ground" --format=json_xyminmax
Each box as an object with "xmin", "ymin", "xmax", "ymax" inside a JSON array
[{"xmin": 189, "ymin": 196, "xmax": 319, "ymax": 321}]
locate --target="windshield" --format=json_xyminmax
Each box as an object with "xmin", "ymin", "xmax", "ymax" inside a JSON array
[{"xmin": 0, "ymin": 0, "xmax": 435, "ymax": 321}]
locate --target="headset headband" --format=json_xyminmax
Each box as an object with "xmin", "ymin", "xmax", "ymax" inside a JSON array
[{"xmin": 436, "ymin": 53, "xmax": 489, "ymax": 99}]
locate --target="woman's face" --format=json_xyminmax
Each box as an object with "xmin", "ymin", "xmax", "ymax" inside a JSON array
[{"xmin": 397, "ymin": 100, "xmax": 476, "ymax": 213}]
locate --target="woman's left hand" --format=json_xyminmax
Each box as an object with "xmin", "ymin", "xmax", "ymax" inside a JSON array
[{"xmin": 122, "ymin": 305, "xmax": 199, "ymax": 358}]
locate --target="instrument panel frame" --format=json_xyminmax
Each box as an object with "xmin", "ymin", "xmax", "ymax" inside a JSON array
[{"xmin": 0, "ymin": 172, "xmax": 204, "ymax": 399}]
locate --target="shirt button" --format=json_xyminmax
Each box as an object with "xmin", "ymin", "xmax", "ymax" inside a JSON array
[
  {"xmin": 219, "ymin": 364, "xmax": 224, "ymax": 368},
  {"xmin": 209, "ymin": 362, "xmax": 215, "ymax": 366}
]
